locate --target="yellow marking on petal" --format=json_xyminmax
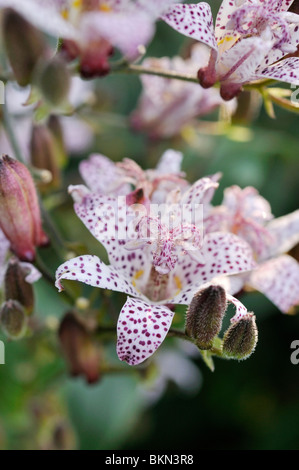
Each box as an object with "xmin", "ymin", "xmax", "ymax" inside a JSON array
[
  {"xmin": 99, "ymin": 3, "xmax": 112, "ymax": 12},
  {"xmin": 72, "ymin": 0, "xmax": 82, "ymax": 8},
  {"xmin": 131, "ymin": 270, "xmax": 144, "ymax": 288},
  {"xmin": 174, "ymin": 275, "xmax": 182, "ymax": 295},
  {"xmin": 217, "ymin": 35, "xmax": 235, "ymax": 46},
  {"xmin": 61, "ymin": 8, "xmax": 69, "ymax": 19}
]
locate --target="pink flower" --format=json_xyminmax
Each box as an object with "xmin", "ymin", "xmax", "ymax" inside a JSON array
[{"xmin": 162, "ymin": 1, "xmax": 299, "ymax": 99}]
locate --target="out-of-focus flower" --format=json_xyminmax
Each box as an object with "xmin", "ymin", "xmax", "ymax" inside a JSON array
[
  {"xmin": 0, "ymin": 154, "xmax": 49, "ymax": 261},
  {"xmin": 163, "ymin": 1, "xmax": 299, "ymax": 100},
  {"xmin": 207, "ymin": 184, "xmax": 299, "ymax": 313},
  {"xmin": 55, "ymin": 150, "xmax": 255, "ymax": 366},
  {"xmin": 0, "ymin": 0, "xmax": 183, "ymax": 78},
  {"xmin": 131, "ymin": 44, "xmax": 237, "ymax": 139}
]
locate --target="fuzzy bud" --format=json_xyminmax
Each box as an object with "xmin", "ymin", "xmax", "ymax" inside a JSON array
[
  {"xmin": 4, "ymin": 257, "xmax": 34, "ymax": 315},
  {"xmin": 58, "ymin": 312, "xmax": 101, "ymax": 384},
  {"xmin": 0, "ymin": 155, "xmax": 49, "ymax": 261},
  {"xmin": 185, "ymin": 285, "xmax": 227, "ymax": 349},
  {"xmin": 3, "ymin": 8, "xmax": 46, "ymax": 86},
  {"xmin": 222, "ymin": 313, "xmax": 258, "ymax": 360},
  {"xmin": 0, "ymin": 300, "xmax": 27, "ymax": 340}
]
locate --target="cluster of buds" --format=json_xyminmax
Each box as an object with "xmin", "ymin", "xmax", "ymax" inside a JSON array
[
  {"xmin": 2, "ymin": 9, "xmax": 71, "ymax": 108},
  {"xmin": 185, "ymin": 285, "xmax": 258, "ymax": 362},
  {"xmin": 0, "ymin": 257, "xmax": 36, "ymax": 340}
]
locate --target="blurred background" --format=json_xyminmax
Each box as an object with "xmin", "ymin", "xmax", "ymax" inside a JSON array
[{"xmin": 0, "ymin": 1, "xmax": 299, "ymax": 451}]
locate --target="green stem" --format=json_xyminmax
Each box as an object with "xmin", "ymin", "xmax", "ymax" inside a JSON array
[{"xmin": 114, "ymin": 63, "xmax": 199, "ymax": 83}]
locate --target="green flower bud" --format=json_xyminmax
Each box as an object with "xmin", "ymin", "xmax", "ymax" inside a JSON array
[
  {"xmin": 0, "ymin": 300, "xmax": 27, "ymax": 340},
  {"xmin": 3, "ymin": 8, "xmax": 46, "ymax": 86},
  {"xmin": 4, "ymin": 257, "xmax": 34, "ymax": 315},
  {"xmin": 222, "ymin": 313, "xmax": 258, "ymax": 360},
  {"xmin": 37, "ymin": 58, "xmax": 71, "ymax": 107},
  {"xmin": 185, "ymin": 285, "xmax": 227, "ymax": 349}
]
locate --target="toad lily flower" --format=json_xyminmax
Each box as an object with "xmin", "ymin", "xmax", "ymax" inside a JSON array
[
  {"xmin": 162, "ymin": 1, "xmax": 299, "ymax": 100},
  {"xmin": 55, "ymin": 163, "xmax": 256, "ymax": 365},
  {"xmin": 0, "ymin": 0, "xmax": 182, "ymax": 78},
  {"xmin": 208, "ymin": 185, "xmax": 299, "ymax": 313},
  {"xmin": 131, "ymin": 43, "xmax": 237, "ymax": 139},
  {"xmin": 78, "ymin": 149, "xmax": 188, "ymax": 203}
]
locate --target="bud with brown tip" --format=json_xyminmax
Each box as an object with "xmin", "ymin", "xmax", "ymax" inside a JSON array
[
  {"xmin": 58, "ymin": 312, "xmax": 101, "ymax": 384},
  {"xmin": 30, "ymin": 124, "xmax": 62, "ymax": 190},
  {"xmin": 185, "ymin": 285, "xmax": 227, "ymax": 349},
  {"xmin": 0, "ymin": 300, "xmax": 27, "ymax": 340},
  {"xmin": 222, "ymin": 313, "xmax": 258, "ymax": 360},
  {"xmin": 4, "ymin": 257, "xmax": 34, "ymax": 315},
  {"xmin": 0, "ymin": 155, "xmax": 49, "ymax": 261},
  {"xmin": 2, "ymin": 8, "xmax": 47, "ymax": 86}
]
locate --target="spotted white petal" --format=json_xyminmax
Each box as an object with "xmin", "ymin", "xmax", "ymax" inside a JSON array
[
  {"xmin": 162, "ymin": 3, "xmax": 218, "ymax": 50},
  {"xmin": 266, "ymin": 209, "xmax": 299, "ymax": 258},
  {"xmin": 248, "ymin": 255, "xmax": 299, "ymax": 313},
  {"xmin": 256, "ymin": 57, "xmax": 299, "ymax": 86},
  {"xmin": 55, "ymin": 254, "xmax": 145, "ymax": 300},
  {"xmin": 117, "ymin": 297, "xmax": 174, "ymax": 365}
]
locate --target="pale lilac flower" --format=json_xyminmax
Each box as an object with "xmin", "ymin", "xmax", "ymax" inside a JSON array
[
  {"xmin": 162, "ymin": 1, "xmax": 299, "ymax": 99},
  {"xmin": 208, "ymin": 184, "xmax": 299, "ymax": 313},
  {"xmin": 55, "ymin": 153, "xmax": 255, "ymax": 365},
  {"xmin": 131, "ymin": 43, "xmax": 237, "ymax": 139}
]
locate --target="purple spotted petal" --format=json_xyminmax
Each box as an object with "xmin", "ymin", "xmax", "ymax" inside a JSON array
[
  {"xmin": 55, "ymin": 254, "xmax": 142, "ymax": 298},
  {"xmin": 226, "ymin": 293, "xmax": 250, "ymax": 323},
  {"xmin": 217, "ymin": 35, "xmax": 273, "ymax": 84},
  {"xmin": 215, "ymin": 0, "xmax": 240, "ymax": 43},
  {"xmin": 181, "ymin": 176, "xmax": 219, "ymax": 207},
  {"xmin": 170, "ymin": 232, "xmax": 255, "ymax": 304},
  {"xmin": 255, "ymin": 57, "xmax": 299, "ymax": 86},
  {"xmin": 79, "ymin": 153, "xmax": 131, "ymax": 195},
  {"xmin": 162, "ymin": 3, "xmax": 217, "ymax": 50},
  {"xmin": 266, "ymin": 209, "xmax": 299, "ymax": 258},
  {"xmin": 117, "ymin": 297, "xmax": 174, "ymax": 365},
  {"xmin": 248, "ymin": 255, "xmax": 299, "ymax": 313}
]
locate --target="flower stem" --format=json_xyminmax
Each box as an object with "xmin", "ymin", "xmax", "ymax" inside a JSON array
[{"xmin": 113, "ymin": 63, "xmax": 199, "ymax": 83}]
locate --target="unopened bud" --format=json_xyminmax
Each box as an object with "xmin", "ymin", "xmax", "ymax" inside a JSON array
[
  {"xmin": 185, "ymin": 285, "xmax": 227, "ymax": 349},
  {"xmin": 0, "ymin": 300, "xmax": 27, "ymax": 340},
  {"xmin": 58, "ymin": 312, "xmax": 101, "ymax": 384},
  {"xmin": 30, "ymin": 124, "xmax": 61, "ymax": 189},
  {"xmin": 222, "ymin": 313, "xmax": 258, "ymax": 360},
  {"xmin": 3, "ymin": 8, "xmax": 46, "ymax": 86},
  {"xmin": 4, "ymin": 257, "xmax": 34, "ymax": 315},
  {"xmin": 0, "ymin": 155, "xmax": 49, "ymax": 261},
  {"xmin": 37, "ymin": 58, "xmax": 71, "ymax": 107}
]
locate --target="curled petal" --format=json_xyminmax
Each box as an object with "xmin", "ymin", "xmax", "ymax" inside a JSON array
[
  {"xmin": 117, "ymin": 297, "xmax": 174, "ymax": 365},
  {"xmin": 248, "ymin": 255, "xmax": 299, "ymax": 314},
  {"xmin": 55, "ymin": 254, "xmax": 142, "ymax": 299},
  {"xmin": 266, "ymin": 209, "xmax": 299, "ymax": 258},
  {"xmin": 256, "ymin": 57, "xmax": 299, "ymax": 85},
  {"xmin": 162, "ymin": 3, "xmax": 217, "ymax": 50},
  {"xmin": 19, "ymin": 262, "xmax": 42, "ymax": 283}
]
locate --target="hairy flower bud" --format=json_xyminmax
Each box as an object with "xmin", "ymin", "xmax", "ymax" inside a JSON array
[
  {"xmin": 0, "ymin": 300, "xmax": 27, "ymax": 340},
  {"xmin": 185, "ymin": 285, "xmax": 227, "ymax": 349},
  {"xmin": 58, "ymin": 312, "xmax": 101, "ymax": 384},
  {"xmin": 222, "ymin": 313, "xmax": 258, "ymax": 360},
  {"xmin": 4, "ymin": 257, "xmax": 34, "ymax": 315},
  {"xmin": 37, "ymin": 57, "xmax": 71, "ymax": 107},
  {"xmin": 3, "ymin": 8, "xmax": 46, "ymax": 86},
  {"xmin": 30, "ymin": 124, "xmax": 62, "ymax": 189},
  {"xmin": 0, "ymin": 155, "xmax": 49, "ymax": 261}
]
